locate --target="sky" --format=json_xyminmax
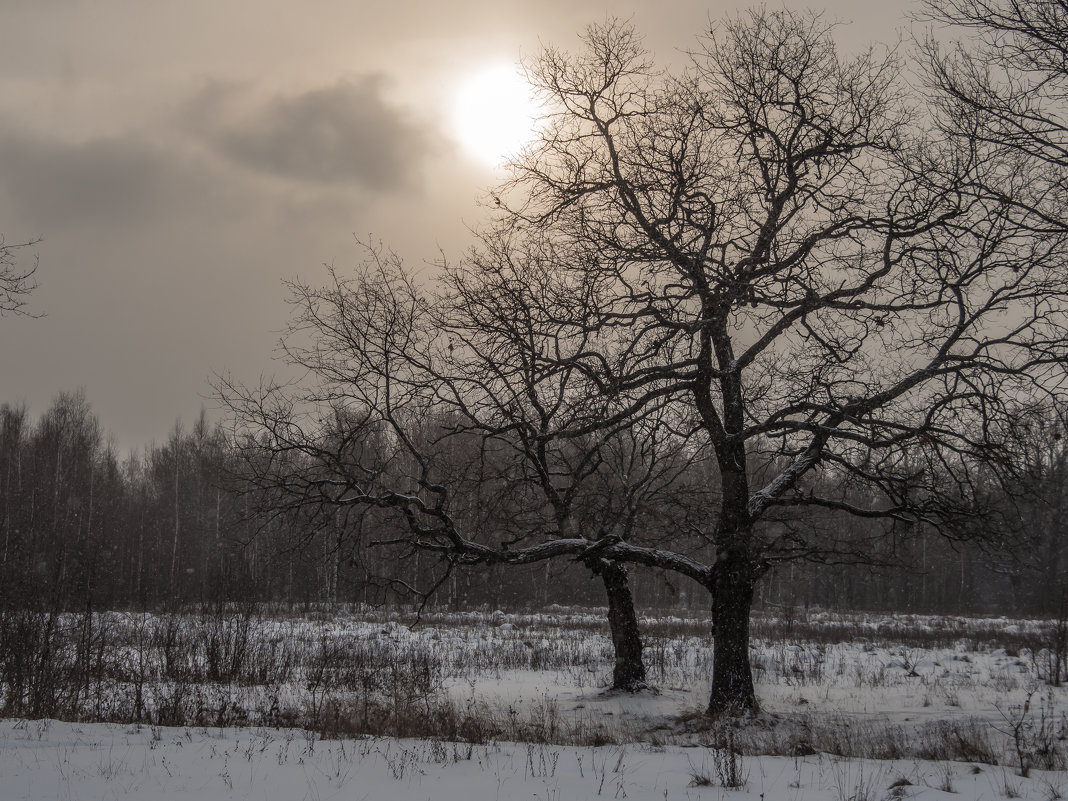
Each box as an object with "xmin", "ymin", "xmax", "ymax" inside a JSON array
[{"xmin": 0, "ymin": 0, "xmax": 915, "ymax": 453}]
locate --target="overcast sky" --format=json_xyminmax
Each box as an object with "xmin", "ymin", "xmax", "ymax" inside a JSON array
[{"xmin": 0, "ymin": 0, "xmax": 915, "ymax": 453}]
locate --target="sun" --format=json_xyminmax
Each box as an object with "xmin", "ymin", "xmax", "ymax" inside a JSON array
[{"xmin": 451, "ymin": 64, "xmax": 541, "ymax": 167}]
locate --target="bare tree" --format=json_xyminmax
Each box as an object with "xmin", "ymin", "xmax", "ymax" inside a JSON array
[
  {"xmin": 980, "ymin": 408, "xmax": 1068, "ymax": 613},
  {"xmin": 0, "ymin": 236, "xmax": 40, "ymax": 317},
  {"xmin": 465, "ymin": 9, "xmax": 1068, "ymax": 714},
  {"xmin": 224, "ymin": 9, "xmax": 1068, "ymax": 716},
  {"xmin": 219, "ymin": 244, "xmax": 711, "ymax": 691}
]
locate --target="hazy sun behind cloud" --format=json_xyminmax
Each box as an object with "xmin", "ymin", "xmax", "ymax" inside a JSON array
[{"xmin": 450, "ymin": 64, "xmax": 542, "ymax": 167}]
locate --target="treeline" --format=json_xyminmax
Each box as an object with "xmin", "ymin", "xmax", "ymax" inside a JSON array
[
  {"xmin": 0, "ymin": 392, "xmax": 239, "ymax": 610},
  {"xmin": 0, "ymin": 391, "xmax": 1064, "ymax": 616}
]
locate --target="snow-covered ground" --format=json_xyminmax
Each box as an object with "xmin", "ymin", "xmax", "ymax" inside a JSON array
[
  {"xmin": 1, "ymin": 607, "xmax": 1065, "ymax": 798},
  {"xmin": 1, "ymin": 717, "xmax": 1063, "ymax": 800}
]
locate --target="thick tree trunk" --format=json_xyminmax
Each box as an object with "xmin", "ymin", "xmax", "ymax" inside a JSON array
[
  {"xmin": 707, "ymin": 553, "xmax": 758, "ymax": 716},
  {"xmin": 598, "ymin": 560, "xmax": 647, "ymax": 692}
]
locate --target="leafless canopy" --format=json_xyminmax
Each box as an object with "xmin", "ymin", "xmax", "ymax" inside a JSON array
[
  {"xmin": 222, "ymin": 9, "xmax": 1068, "ymax": 714},
  {"xmin": 495, "ymin": 10, "xmax": 1068, "ymax": 542},
  {"xmin": 918, "ymin": 0, "xmax": 1068, "ymax": 232}
]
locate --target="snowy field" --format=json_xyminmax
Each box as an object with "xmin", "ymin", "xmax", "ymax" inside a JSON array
[
  {"xmin": 1, "ymin": 607, "xmax": 1066, "ymax": 799},
  {"xmin": 2, "ymin": 717, "xmax": 1065, "ymax": 801}
]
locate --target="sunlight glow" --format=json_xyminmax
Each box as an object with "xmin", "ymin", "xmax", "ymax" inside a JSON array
[{"xmin": 451, "ymin": 64, "xmax": 541, "ymax": 167}]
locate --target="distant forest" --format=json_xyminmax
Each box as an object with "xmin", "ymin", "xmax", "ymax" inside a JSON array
[{"xmin": 0, "ymin": 390, "xmax": 1064, "ymax": 617}]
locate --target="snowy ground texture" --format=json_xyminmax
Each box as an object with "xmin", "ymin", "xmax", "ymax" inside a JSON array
[
  {"xmin": 2, "ymin": 717, "xmax": 1064, "ymax": 801},
  {"xmin": 1, "ymin": 607, "xmax": 1066, "ymax": 799}
]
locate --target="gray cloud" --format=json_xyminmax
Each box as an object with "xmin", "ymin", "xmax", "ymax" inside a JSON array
[
  {"xmin": 186, "ymin": 76, "xmax": 430, "ymax": 190},
  {"xmin": 0, "ymin": 128, "xmax": 176, "ymax": 228}
]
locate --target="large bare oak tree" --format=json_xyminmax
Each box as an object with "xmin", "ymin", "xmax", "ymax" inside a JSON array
[{"xmin": 225, "ymin": 9, "xmax": 1068, "ymax": 715}]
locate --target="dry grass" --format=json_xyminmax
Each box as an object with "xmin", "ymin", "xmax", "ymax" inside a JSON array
[{"xmin": 0, "ymin": 603, "xmax": 1065, "ymax": 767}]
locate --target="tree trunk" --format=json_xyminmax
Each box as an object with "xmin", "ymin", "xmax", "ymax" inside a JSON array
[
  {"xmin": 707, "ymin": 552, "xmax": 758, "ymax": 716},
  {"xmin": 598, "ymin": 560, "xmax": 647, "ymax": 692}
]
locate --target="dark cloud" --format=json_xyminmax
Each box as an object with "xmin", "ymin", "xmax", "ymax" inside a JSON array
[
  {"xmin": 0, "ymin": 127, "xmax": 176, "ymax": 228},
  {"xmin": 186, "ymin": 76, "xmax": 430, "ymax": 190}
]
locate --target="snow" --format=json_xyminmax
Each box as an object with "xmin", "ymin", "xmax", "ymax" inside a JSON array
[
  {"xmin": 1, "ymin": 608, "xmax": 1066, "ymax": 798},
  {"xmin": 0, "ymin": 717, "xmax": 1062, "ymax": 800}
]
